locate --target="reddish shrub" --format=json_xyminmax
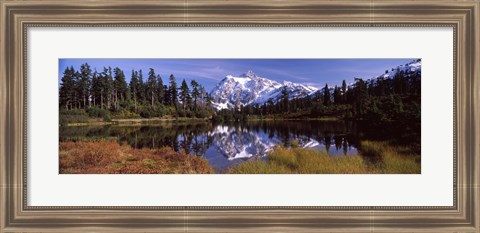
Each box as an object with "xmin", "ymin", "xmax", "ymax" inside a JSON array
[{"xmin": 60, "ymin": 140, "xmax": 213, "ymax": 174}]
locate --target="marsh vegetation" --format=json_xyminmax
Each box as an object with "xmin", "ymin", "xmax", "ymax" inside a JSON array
[{"xmin": 60, "ymin": 120, "xmax": 420, "ymax": 174}]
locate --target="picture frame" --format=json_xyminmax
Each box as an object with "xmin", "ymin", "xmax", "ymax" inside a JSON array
[{"xmin": 1, "ymin": 0, "xmax": 478, "ymax": 232}]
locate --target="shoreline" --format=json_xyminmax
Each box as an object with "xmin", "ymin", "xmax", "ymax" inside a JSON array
[
  {"xmin": 63, "ymin": 117, "xmax": 211, "ymax": 127},
  {"xmin": 59, "ymin": 139, "xmax": 420, "ymax": 174},
  {"xmin": 62, "ymin": 117, "xmax": 342, "ymax": 127}
]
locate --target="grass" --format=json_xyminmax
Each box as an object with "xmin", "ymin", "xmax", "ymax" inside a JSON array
[
  {"xmin": 64, "ymin": 117, "xmax": 210, "ymax": 127},
  {"xmin": 360, "ymin": 141, "xmax": 421, "ymax": 174},
  {"xmin": 59, "ymin": 139, "xmax": 420, "ymax": 174},
  {"xmin": 65, "ymin": 122, "xmax": 117, "ymax": 127},
  {"xmin": 228, "ymin": 141, "xmax": 420, "ymax": 174},
  {"xmin": 59, "ymin": 140, "xmax": 213, "ymax": 174}
]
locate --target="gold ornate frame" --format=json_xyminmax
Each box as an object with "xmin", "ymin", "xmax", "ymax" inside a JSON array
[{"xmin": 1, "ymin": 0, "xmax": 479, "ymax": 232}]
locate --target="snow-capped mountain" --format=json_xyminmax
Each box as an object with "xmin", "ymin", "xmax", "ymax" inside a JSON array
[
  {"xmin": 379, "ymin": 59, "xmax": 422, "ymax": 79},
  {"xmin": 209, "ymin": 60, "xmax": 421, "ymax": 110},
  {"xmin": 208, "ymin": 125, "xmax": 338, "ymax": 160},
  {"xmin": 360, "ymin": 59, "xmax": 422, "ymax": 86},
  {"xmin": 308, "ymin": 59, "xmax": 422, "ymax": 98},
  {"xmin": 210, "ymin": 70, "xmax": 318, "ymax": 110}
]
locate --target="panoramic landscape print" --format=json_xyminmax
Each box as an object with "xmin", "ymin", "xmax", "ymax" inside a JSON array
[{"xmin": 59, "ymin": 59, "xmax": 421, "ymax": 174}]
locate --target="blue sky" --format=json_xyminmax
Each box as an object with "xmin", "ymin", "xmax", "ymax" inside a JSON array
[{"xmin": 59, "ymin": 59, "xmax": 416, "ymax": 90}]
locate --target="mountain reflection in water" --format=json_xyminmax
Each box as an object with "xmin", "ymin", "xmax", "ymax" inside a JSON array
[
  {"xmin": 60, "ymin": 120, "xmax": 368, "ymax": 173},
  {"xmin": 208, "ymin": 125, "xmax": 357, "ymax": 161}
]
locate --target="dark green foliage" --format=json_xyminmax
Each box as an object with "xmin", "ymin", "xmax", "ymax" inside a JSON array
[
  {"xmin": 169, "ymin": 74, "xmax": 178, "ymax": 107},
  {"xmin": 129, "ymin": 70, "xmax": 140, "ymax": 112},
  {"xmin": 86, "ymin": 107, "xmax": 111, "ymax": 121},
  {"xmin": 137, "ymin": 70, "xmax": 146, "ymax": 103},
  {"xmin": 333, "ymin": 85, "xmax": 341, "ymax": 104},
  {"xmin": 226, "ymin": 59, "xmax": 421, "ymax": 125},
  {"xmin": 77, "ymin": 63, "xmax": 92, "ymax": 109},
  {"xmin": 137, "ymin": 105, "xmax": 167, "ymax": 118},
  {"xmin": 194, "ymin": 109, "xmax": 209, "ymax": 118},
  {"xmin": 59, "ymin": 66, "xmax": 76, "ymax": 109},
  {"xmin": 59, "ymin": 109, "xmax": 90, "ymax": 125},
  {"xmin": 113, "ymin": 67, "xmax": 128, "ymax": 110},
  {"xmin": 281, "ymin": 86, "xmax": 289, "ymax": 112},
  {"xmin": 90, "ymin": 70, "xmax": 101, "ymax": 108},
  {"xmin": 323, "ymin": 83, "xmax": 331, "ymax": 106},
  {"xmin": 163, "ymin": 85, "xmax": 171, "ymax": 106},
  {"xmin": 59, "ymin": 64, "xmax": 214, "ymax": 124},
  {"xmin": 212, "ymin": 109, "xmax": 234, "ymax": 122},
  {"xmin": 111, "ymin": 109, "xmax": 141, "ymax": 119},
  {"xmin": 179, "ymin": 79, "xmax": 192, "ymax": 110},
  {"xmin": 146, "ymin": 68, "xmax": 158, "ymax": 107},
  {"xmin": 190, "ymin": 80, "xmax": 200, "ymax": 110},
  {"xmin": 157, "ymin": 74, "xmax": 164, "ymax": 105}
]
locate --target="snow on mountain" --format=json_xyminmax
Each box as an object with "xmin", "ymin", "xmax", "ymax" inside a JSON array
[
  {"xmin": 309, "ymin": 59, "xmax": 422, "ymax": 98},
  {"xmin": 210, "ymin": 70, "xmax": 318, "ymax": 110},
  {"xmin": 208, "ymin": 125, "xmax": 325, "ymax": 160},
  {"xmin": 209, "ymin": 60, "xmax": 421, "ymax": 110},
  {"xmin": 379, "ymin": 59, "xmax": 422, "ymax": 79}
]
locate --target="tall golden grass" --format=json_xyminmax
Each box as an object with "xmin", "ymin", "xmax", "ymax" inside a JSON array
[
  {"xmin": 228, "ymin": 141, "xmax": 420, "ymax": 174},
  {"xmin": 59, "ymin": 140, "xmax": 419, "ymax": 174},
  {"xmin": 361, "ymin": 141, "xmax": 421, "ymax": 174},
  {"xmin": 59, "ymin": 140, "xmax": 213, "ymax": 174}
]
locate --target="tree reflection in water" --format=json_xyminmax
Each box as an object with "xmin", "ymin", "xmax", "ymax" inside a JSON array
[{"xmin": 60, "ymin": 120, "xmax": 416, "ymax": 172}]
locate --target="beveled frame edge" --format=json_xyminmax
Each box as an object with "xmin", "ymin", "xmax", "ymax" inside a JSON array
[
  {"xmin": 1, "ymin": 0, "xmax": 479, "ymax": 232},
  {"xmin": 20, "ymin": 22, "xmax": 460, "ymax": 212}
]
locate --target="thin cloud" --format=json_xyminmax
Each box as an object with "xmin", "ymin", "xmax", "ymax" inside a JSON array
[
  {"xmin": 159, "ymin": 66, "xmax": 227, "ymax": 81},
  {"xmin": 59, "ymin": 58, "xmax": 415, "ymax": 91},
  {"xmin": 300, "ymin": 82, "xmax": 324, "ymax": 89},
  {"xmin": 256, "ymin": 67, "xmax": 310, "ymax": 81},
  {"xmin": 202, "ymin": 66, "xmax": 225, "ymax": 74}
]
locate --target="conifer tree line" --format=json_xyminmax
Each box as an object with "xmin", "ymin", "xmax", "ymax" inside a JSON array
[
  {"xmin": 59, "ymin": 63, "xmax": 214, "ymax": 120},
  {"xmin": 215, "ymin": 59, "xmax": 421, "ymax": 123}
]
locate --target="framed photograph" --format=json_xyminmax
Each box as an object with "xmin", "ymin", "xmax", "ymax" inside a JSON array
[{"xmin": 1, "ymin": 0, "xmax": 478, "ymax": 232}]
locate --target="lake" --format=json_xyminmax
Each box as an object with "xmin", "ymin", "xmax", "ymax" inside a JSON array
[{"xmin": 60, "ymin": 120, "xmax": 418, "ymax": 173}]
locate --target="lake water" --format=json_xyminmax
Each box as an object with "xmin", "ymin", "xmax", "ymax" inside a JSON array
[{"xmin": 60, "ymin": 120, "xmax": 414, "ymax": 173}]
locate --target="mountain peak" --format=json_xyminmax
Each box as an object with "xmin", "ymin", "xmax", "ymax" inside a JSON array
[
  {"xmin": 210, "ymin": 72, "xmax": 318, "ymax": 110},
  {"xmin": 239, "ymin": 70, "xmax": 257, "ymax": 78}
]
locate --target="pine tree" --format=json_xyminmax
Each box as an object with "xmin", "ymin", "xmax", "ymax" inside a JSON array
[
  {"xmin": 204, "ymin": 93, "xmax": 213, "ymax": 110},
  {"xmin": 90, "ymin": 69, "xmax": 101, "ymax": 108},
  {"xmin": 333, "ymin": 85, "xmax": 342, "ymax": 104},
  {"xmin": 179, "ymin": 79, "xmax": 191, "ymax": 110},
  {"xmin": 368, "ymin": 80, "xmax": 375, "ymax": 96},
  {"xmin": 98, "ymin": 70, "xmax": 105, "ymax": 109},
  {"xmin": 377, "ymin": 77, "xmax": 385, "ymax": 96},
  {"xmin": 352, "ymin": 78, "xmax": 368, "ymax": 116},
  {"xmin": 281, "ymin": 86, "xmax": 289, "ymax": 112},
  {"xmin": 78, "ymin": 63, "xmax": 92, "ymax": 109},
  {"xmin": 146, "ymin": 68, "xmax": 157, "ymax": 106},
  {"xmin": 163, "ymin": 84, "xmax": 171, "ymax": 106},
  {"xmin": 137, "ymin": 70, "xmax": 145, "ymax": 104},
  {"xmin": 190, "ymin": 80, "xmax": 200, "ymax": 110},
  {"xmin": 169, "ymin": 74, "xmax": 178, "ymax": 108},
  {"xmin": 156, "ymin": 74, "xmax": 164, "ymax": 105},
  {"xmin": 323, "ymin": 83, "xmax": 331, "ymax": 106},
  {"xmin": 198, "ymin": 85, "xmax": 207, "ymax": 109},
  {"xmin": 100, "ymin": 67, "xmax": 114, "ymax": 109},
  {"xmin": 267, "ymin": 98, "xmax": 274, "ymax": 114},
  {"xmin": 59, "ymin": 66, "xmax": 76, "ymax": 109},
  {"xmin": 73, "ymin": 70, "xmax": 81, "ymax": 109},
  {"xmin": 341, "ymin": 80, "xmax": 347, "ymax": 104},
  {"xmin": 113, "ymin": 67, "xmax": 128, "ymax": 110},
  {"xmin": 262, "ymin": 103, "xmax": 267, "ymax": 116},
  {"xmin": 129, "ymin": 70, "xmax": 139, "ymax": 112}
]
